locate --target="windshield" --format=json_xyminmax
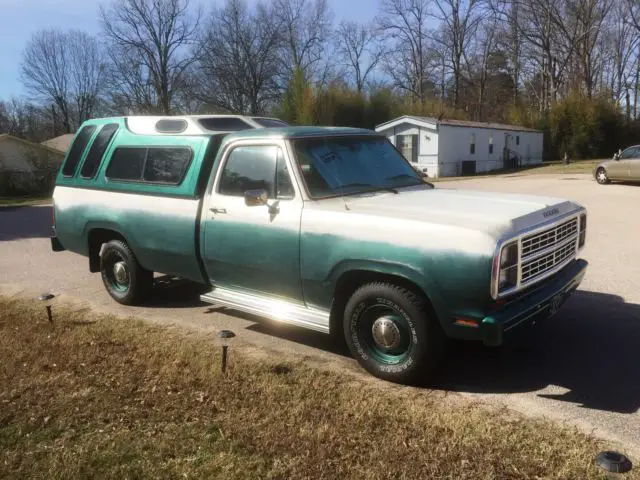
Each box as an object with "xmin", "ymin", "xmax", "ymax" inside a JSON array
[{"xmin": 291, "ymin": 135, "xmax": 427, "ymax": 198}]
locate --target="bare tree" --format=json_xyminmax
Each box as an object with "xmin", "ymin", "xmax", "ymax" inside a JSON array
[
  {"xmin": 335, "ymin": 21, "xmax": 384, "ymax": 93},
  {"xmin": 195, "ymin": 0, "xmax": 283, "ymax": 114},
  {"xmin": 20, "ymin": 29, "xmax": 104, "ymax": 133},
  {"xmin": 376, "ymin": 0, "xmax": 435, "ymax": 102},
  {"xmin": 431, "ymin": 0, "xmax": 484, "ymax": 108},
  {"xmin": 274, "ymin": 0, "xmax": 333, "ymax": 85},
  {"xmin": 465, "ymin": 13, "xmax": 501, "ymax": 120},
  {"xmin": 603, "ymin": 0, "xmax": 639, "ymax": 115},
  {"xmin": 628, "ymin": 0, "xmax": 640, "ymax": 32},
  {"xmin": 99, "ymin": 0, "xmax": 201, "ymax": 114},
  {"xmin": 0, "ymin": 98, "xmax": 54, "ymax": 142},
  {"xmin": 490, "ymin": 0, "xmax": 594, "ymax": 111},
  {"xmin": 569, "ymin": 0, "xmax": 614, "ymax": 97}
]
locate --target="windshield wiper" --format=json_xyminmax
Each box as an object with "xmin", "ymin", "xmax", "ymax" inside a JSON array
[
  {"xmin": 338, "ymin": 183, "xmax": 398, "ymax": 194},
  {"xmin": 387, "ymin": 173, "xmax": 431, "ymax": 187},
  {"xmin": 387, "ymin": 173, "xmax": 422, "ymax": 182}
]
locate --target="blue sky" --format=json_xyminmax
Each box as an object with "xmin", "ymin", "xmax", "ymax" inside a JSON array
[{"xmin": 0, "ymin": 0, "xmax": 380, "ymax": 100}]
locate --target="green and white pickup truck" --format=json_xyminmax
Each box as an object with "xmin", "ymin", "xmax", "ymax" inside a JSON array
[{"xmin": 51, "ymin": 114, "xmax": 588, "ymax": 384}]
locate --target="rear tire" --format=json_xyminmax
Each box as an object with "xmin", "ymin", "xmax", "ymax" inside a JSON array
[
  {"xmin": 343, "ymin": 282, "xmax": 446, "ymax": 385},
  {"xmin": 596, "ymin": 167, "xmax": 610, "ymax": 184},
  {"xmin": 100, "ymin": 239, "xmax": 153, "ymax": 305}
]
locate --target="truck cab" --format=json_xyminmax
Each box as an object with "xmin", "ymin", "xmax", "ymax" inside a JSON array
[{"xmin": 51, "ymin": 115, "xmax": 588, "ymax": 385}]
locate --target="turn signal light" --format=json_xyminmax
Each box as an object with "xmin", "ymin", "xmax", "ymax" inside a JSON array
[{"xmin": 454, "ymin": 318, "xmax": 480, "ymax": 328}]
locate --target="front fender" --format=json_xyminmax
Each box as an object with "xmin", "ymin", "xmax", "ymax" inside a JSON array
[{"xmin": 326, "ymin": 259, "xmax": 449, "ymax": 324}]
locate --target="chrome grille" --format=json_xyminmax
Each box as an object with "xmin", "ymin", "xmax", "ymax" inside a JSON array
[
  {"xmin": 521, "ymin": 218, "xmax": 578, "ymax": 258},
  {"xmin": 521, "ymin": 238, "xmax": 577, "ymax": 283}
]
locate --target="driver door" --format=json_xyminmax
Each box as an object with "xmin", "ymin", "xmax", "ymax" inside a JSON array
[
  {"xmin": 201, "ymin": 141, "xmax": 304, "ymax": 302},
  {"xmin": 626, "ymin": 147, "xmax": 640, "ymax": 181},
  {"xmin": 609, "ymin": 147, "xmax": 637, "ymax": 180}
]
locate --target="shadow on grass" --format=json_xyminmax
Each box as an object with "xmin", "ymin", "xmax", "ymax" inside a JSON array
[
  {"xmin": 136, "ymin": 276, "xmax": 210, "ymax": 309},
  {"xmin": 203, "ymin": 288, "xmax": 640, "ymax": 414},
  {"xmin": 28, "ymin": 231, "xmax": 631, "ymax": 415}
]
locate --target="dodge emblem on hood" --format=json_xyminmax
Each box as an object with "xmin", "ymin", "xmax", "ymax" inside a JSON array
[{"xmin": 543, "ymin": 208, "xmax": 560, "ymax": 217}]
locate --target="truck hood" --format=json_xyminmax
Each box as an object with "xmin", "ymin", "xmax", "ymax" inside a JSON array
[{"xmin": 322, "ymin": 185, "xmax": 581, "ymax": 239}]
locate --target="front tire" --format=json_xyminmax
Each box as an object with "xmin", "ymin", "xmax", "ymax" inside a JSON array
[
  {"xmin": 596, "ymin": 167, "xmax": 610, "ymax": 184},
  {"xmin": 343, "ymin": 282, "xmax": 446, "ymax": 385},
  {"xmin": 100, "ymin": 239, "xmax": 153, "ymax": 305}
]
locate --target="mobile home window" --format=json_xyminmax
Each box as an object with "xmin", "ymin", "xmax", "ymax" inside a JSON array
[
  {"xmin": 80, "ymin": 123, "xmax": 119, "ymax": 178},
  {"xmin": 62, "ymin": 125, "xmax": 97, "ymax": 177},
  {"xmin": 396, "ymin": 134, "xmax": 418, "ymax": 163},
  {"xmin": 470, "ymin": 133, "xmax": 476, "ymax": 155},
  {"xmin": 489, "ymin": 134, "xmax": 493, "ymax": 155},
  {"xmin": 516, "ymin": 135, "xmax": 520, "ymax": 145}
]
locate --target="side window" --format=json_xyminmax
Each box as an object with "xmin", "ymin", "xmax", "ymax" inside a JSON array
[
  {"xmin": 105, "ymin": 147, "xmax": 147, "ymax": 181},
  {"xmin": 80, "ymin": 123, "xmax": 119, "ymax": 178},
  {"xmin": 62, "ymin": 125, "xmax": 97, "ymax": 176},
  {"xmin": 143, "ymin": 147, "xmax": 192, "ymax": 184},
  {"xmin": 621, "ymin": 147, "xmax": 639, "ymax": 159},
  {"xmin": 219, "ymin": 145, "xmax": 293, "ymax": 199}
]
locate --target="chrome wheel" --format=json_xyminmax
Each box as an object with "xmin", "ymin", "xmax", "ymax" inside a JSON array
[
  {"xmin": 356, "ymin": 304, "xmax": 412, "ymax": 365},
  {"xmin": 113, "ymin": 261, "xmax": 129, "ymax": 287},
  {"xmin": 372, "ymin": 316, "xmax": 403, "ymax": 350},
  {"xmin": 596, "ymin": 168, "xmax": 609, "ymax": 184},
  {"xmin": 103, "ymin": 253, "xmax": 130, "ymax": 293}
]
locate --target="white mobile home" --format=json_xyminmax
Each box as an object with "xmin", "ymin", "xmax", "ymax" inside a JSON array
[{"xmin": 375, "ymin": 116, "xmax": 544, "ymax": 178}]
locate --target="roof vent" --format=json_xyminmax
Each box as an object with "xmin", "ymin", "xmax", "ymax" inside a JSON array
[{"xmin": 155, "ymin": 118, "xmax": 188, "ymax": 133}]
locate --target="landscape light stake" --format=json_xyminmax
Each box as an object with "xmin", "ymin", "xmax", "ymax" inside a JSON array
[
  {"xmin": 38, "ymin": 293, "xmax": 56, "ymax": 324},
  {"xmin": 217, "ymin": 330, "xmax": 236, "ymax": 374},
  {"xmin": 595, "ymin": 451, "xmax": 633, "ymax": 478}
]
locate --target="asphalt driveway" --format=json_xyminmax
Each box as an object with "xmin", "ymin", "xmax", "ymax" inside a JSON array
[{"xmin": 1, "ymin": 172, "xmax": 639, "ymax": 455}]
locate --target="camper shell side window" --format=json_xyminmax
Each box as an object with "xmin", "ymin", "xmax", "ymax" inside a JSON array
[
  {"xmin": 80, "ymin": 123, "xmax": 120, "ymax": 179},
  {"xmin": 62, "ymin": 125, "xmax": 97, "ymax": 177},
  {"xmin": 104, "ymin": 146, "xmax": 193, "ymax": 186}
]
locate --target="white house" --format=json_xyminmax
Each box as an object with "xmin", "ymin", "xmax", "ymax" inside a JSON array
[{"xmin": 375, "ymin": 115, "xmax": 544, "ymax": 178}]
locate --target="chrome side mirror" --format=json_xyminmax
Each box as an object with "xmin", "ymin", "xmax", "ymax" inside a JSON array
[{"xmin": 244, "ymin": 189, "xmax": 268, "ymax": 207}]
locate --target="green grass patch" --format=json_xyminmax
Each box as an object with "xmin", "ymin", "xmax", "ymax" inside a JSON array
[{"xmin": 0, "ymin": 295, "xmax": 625, "ymax": 479}]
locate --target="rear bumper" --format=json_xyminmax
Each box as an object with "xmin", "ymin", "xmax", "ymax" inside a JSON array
[{"xmin": 480, "ymin": 258, "xmax": 588, "ymax": 346}]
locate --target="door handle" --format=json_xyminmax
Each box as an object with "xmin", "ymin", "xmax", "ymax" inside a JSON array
[{"xmin": 210, "ymin": 207, "xmax": 227, "ymax": 214}]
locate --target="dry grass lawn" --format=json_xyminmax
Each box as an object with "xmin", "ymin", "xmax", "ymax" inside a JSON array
[{"xmin": 0, "ymin": 295, "xmax": 626, "ymax": 479}]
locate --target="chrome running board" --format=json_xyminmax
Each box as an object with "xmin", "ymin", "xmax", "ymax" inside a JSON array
[{"xmin": 200, "ymin": 286, "xmax": 330, "ymax": 334}]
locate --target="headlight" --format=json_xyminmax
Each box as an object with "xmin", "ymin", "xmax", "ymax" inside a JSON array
[
  {"xmin": 497, "ymin": 241, "xmax": 519, "ymax": 293},
  {"xmin": 500, "ymin": 242, "xmax": 518, "ymax": 268},
  {"xmin": 579, "ymin": 213, "xmax": 587, "ymax": 248}
]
